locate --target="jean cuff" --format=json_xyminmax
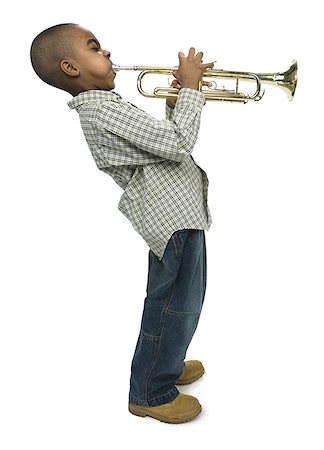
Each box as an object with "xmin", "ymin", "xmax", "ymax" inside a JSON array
[{"xmin": 129, "ymin": 386, "xmax": 180, "ymax": 407}]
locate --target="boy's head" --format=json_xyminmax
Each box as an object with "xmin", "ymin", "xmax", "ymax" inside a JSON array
[{"xmin": 30, "ymin": 24, "xmax": 116, "ymax": 96}]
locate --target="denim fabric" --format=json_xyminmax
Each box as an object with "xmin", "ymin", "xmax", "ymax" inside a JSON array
[{"xmin": 129, "ymin": 229, "xmax": 207, "ymax": 407}]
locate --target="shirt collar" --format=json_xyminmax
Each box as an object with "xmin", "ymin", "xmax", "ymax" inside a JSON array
[{"xmin": 67, "ymin": 90, "xmax": 122, "ymax": 110}]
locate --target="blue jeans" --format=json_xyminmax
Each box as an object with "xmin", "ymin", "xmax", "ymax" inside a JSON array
[{"xmin": 129, "ymin": 229, "xmax": 207, "ymax": 407}]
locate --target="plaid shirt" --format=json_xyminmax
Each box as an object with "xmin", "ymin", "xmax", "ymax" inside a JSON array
[{"xmin": 68, "ymin": 88, "xmax": 211, "ymax": 259}]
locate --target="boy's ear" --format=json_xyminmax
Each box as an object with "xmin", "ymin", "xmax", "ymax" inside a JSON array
[{"xmin": 60, "ymin": 59, "xmax": 80, "ymax": 77}]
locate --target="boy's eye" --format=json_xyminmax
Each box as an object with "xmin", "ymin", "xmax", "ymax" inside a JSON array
[{"xmin": 88, "ymin": 39, "xmax": 100, "ymax": 50}]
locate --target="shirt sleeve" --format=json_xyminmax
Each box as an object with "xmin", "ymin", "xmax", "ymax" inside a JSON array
[
  {"xmin": 165, "ymin": 103, "xmax": 174, "ymax": 121},
  {"xmin": 95, "ymin": 88, "xmax": 206, "ymax": 163}
]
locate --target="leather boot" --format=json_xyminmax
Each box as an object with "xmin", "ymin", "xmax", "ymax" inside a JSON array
[
  {"xmin": 176, "ymin": 360, "xmax": 205, "ymax": 385},
  {"xmin": 129, "ymin": 393, "xmax": 202, "ymax": 424}
]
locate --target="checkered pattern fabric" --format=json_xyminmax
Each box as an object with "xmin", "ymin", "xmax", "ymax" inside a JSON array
[{"xmin": 68, "ymin": 88, "xmax": 212, "ymax": 259}]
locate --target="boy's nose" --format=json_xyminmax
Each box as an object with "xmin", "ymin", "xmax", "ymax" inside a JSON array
[{"xmin": 103, "ymin": 49, "xmax": 111, "ymax": 59}]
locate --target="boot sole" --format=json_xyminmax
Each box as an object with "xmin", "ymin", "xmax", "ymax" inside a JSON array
[{"xmin": 128, "ymin": 403, "xmax": 202, "ymax": 424}]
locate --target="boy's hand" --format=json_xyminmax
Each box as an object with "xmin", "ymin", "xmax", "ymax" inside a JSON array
[
  {"xmin": 166, "ymin": 79, "xmax": 181, "ymax": 108},
  {"xmin": 173, "ymin": 47, "xmax": 214, "ymax": 90}
]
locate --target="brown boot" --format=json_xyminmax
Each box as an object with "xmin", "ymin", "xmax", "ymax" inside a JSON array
[
  {"xmin": 176, "ymin": 360, "xmax": 205, "ymax": 385},
  {"xmin": 128, "ymin": 393, "xmax": 202, "ymax": 424}
]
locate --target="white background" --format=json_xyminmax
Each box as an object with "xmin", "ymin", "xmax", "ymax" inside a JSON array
[{"xmin": 1, "ymin": 1, "xmax": 323, "ymax": 449}]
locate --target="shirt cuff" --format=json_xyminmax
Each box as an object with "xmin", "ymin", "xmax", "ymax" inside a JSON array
[{"xmin": 175, "ymin": 88, "xmax": 206, "ymax": 109}]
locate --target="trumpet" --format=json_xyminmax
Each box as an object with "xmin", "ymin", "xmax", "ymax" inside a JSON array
[{"xmin": 113, "ymin": 60, "xmax": 298, "ymax": 103}]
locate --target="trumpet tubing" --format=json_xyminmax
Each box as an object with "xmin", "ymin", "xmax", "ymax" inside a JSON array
[{"xmin": 113, "ymin": 60, "xmax": 298, "ymax": 103}]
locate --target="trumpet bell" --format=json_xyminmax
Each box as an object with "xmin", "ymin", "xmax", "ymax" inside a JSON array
[{"xmin": 257, "ymin": 60, "xmax": 298, "ymax": 101}]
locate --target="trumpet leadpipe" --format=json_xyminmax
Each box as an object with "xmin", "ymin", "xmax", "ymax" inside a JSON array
[{"xmin": 113, "ymin": 65, "xmax": 175, "ymax": 72}]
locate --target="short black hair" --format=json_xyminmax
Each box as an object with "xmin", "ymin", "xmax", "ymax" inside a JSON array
[{"xmin": 30, "ymin": 23, "xmax": 79, "ymax": 90}]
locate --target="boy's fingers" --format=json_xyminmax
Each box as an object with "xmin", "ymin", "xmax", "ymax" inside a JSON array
[
  {"xmin": 202, "ymin": 61, "xmax": 215, "ymax": 70},
  {"xmin": 187, "ymin": 47, "xmax": 196, "ymax": 60},
  {"xmin": 194, "ymin": 51, "xmax": 203, "ymax": 62},
  {"xmin": 201, "ymin": 81, "xmax": 213, "ymax": 87},
  {"xmin": 177, "ymin": 52, "xmax": 185, "ymax": 65},
  {"xmin": 170, "ymin": 79, "xmax": 181, "ymax": 88}
]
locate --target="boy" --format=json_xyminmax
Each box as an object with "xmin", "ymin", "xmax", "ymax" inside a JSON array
[{"xmin": 30, "ymin": 23, "xmax": 214, "ymax": 424}]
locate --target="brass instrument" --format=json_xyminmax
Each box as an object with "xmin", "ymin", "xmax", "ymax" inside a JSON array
[{"xmin": 113, "ymin": 60, "xmax": 297, "ymax": 103}]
